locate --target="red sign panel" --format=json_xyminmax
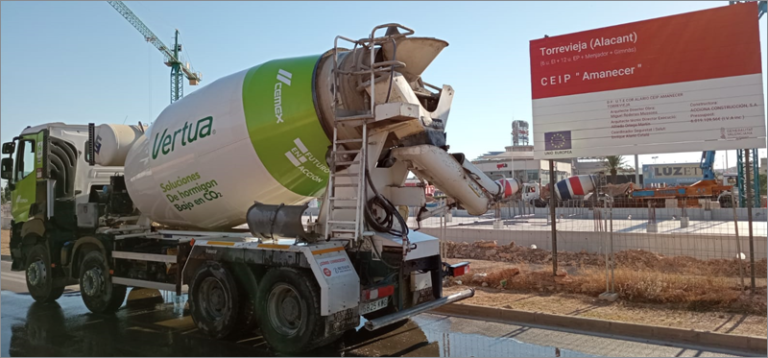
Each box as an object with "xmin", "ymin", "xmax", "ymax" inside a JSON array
[{"xmin": 530, "ymin": 3, "xmax": 762, "ymax": 100}]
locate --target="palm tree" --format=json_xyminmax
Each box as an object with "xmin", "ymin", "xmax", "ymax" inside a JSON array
[{"xmin": 604, "ymin": 155, "xmax": 625, "ymax": 184}]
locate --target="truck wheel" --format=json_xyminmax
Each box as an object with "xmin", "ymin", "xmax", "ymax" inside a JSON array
[
  {"xmin": 189, "ymin": 262, "xmax": 240, "ymax": 339},
  {"xmin": 256, "ymin": 267, "xmax": 325, "ymax": 354},
  {"xmin": 80, "ymin": 251, "xmax": 127, "ymax": 314},
  {"xmin": 25, "ymin": 244, "xmax": 64, "ymax": 303}
]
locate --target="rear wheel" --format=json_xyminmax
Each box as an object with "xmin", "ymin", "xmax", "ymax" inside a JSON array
[
  {"xmin": 79, "ymin": 250, "xmax": 127, "ymax": 314},
  {"xmin": 256, "ymin": 267, "xmax": 331, "ymax": 354},
  {"xmin": 189, "ymin": 262, "xmax": 240, "ymax": 339},
  {"xmin": 25, "ymin": 244, "xmax": 64, "ymax": 303}
]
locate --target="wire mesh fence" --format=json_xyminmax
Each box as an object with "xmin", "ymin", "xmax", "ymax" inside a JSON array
[{"xmin": 410, "ymin": 189, "xmax": 767, "ymax": 310}]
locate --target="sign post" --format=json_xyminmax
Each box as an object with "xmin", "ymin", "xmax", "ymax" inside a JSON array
[
  {"xmin": 745, "ymin": 148, "xmax": 756, "ymax": 292},
  {"xmin": 549, "ymin": 160, "xmax": 558, "ymax": 276}
]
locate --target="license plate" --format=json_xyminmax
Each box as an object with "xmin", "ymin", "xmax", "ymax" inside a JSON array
[{"xmin": 360, "ymin": 297, "xmax": 388, "ymax": 315}]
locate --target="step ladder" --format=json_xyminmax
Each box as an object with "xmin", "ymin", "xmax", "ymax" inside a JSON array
[{"xmin": 322, "ymin": 24, "xmax": 414, "ymax": 244}]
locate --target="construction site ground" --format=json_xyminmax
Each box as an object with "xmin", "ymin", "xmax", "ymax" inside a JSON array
[
  {"xmin": 3, "ymin": 229, "xmax": 765, "ymax": 338},
  {"xmin": 442, "ymin": 255, "xmax": 767, "ymax": 338}
]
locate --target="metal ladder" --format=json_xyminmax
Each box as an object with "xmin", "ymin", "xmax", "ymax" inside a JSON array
[{"xmin": 322, "ymin": 24, "xmax": 413, "ymax": 243}]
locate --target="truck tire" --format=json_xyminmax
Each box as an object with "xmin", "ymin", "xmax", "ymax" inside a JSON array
[
  {"xmin": 79, "ymin": 250, "xmax": 127, "ymax": 314},
  {"xmin": 256, "ymin": 267, "xmax": 327, "ymax": 354},
  {"xmin": 25, "ymin": 244, "xmax": 65, "ymax": 303},
  {"xmin": 189, "ymin": 262, "xmax": 240, "ymax": 339}
]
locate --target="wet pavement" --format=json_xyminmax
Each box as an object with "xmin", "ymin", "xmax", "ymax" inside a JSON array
[{"xmin": 1, "ymin": 261, "xmax": 742, "ymax": 357}]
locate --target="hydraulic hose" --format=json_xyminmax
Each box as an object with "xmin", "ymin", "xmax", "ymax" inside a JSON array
[
  {"xmin": 363, "ymin": 167, "xmax": 407, "ymax": 269},
  {"xmin": 363, "ymin": 168, "xmax": 409, "ymax": 237}
]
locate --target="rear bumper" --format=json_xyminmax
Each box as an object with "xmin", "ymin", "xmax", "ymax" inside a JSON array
[{"xmin": 364, "ymin": 288, "xmax": 475, "ymax": 331}]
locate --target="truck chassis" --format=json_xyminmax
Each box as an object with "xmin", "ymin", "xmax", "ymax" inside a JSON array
[{"xmin": 48, "ymin": 226, "xmax": 471, "ymax": 353}]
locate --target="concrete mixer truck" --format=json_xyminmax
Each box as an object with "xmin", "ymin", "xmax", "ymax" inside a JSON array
[{"xmin": 1, "ymin": 24, "xmax": 520, "ymax": 353}]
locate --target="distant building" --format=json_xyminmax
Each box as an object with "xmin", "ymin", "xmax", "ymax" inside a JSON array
[
  {"xmin": 472, "ymin": 145, "xmax": 572, "ymax": 185},
  {"xmin": 573, "ymin": 157, "xmax": 642, "ymax": 185},
  {"xmin": 573, "ymin": 157, "xmax": 608, "ymax": 175},
  {"xmin": 511, "ymin": 120, "xmax": 530, "ymax": 147}
]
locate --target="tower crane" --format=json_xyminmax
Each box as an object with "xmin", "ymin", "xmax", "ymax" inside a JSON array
[{"xmin": 107, "ymin": 1, "xmax": 202, "ymax": 104}]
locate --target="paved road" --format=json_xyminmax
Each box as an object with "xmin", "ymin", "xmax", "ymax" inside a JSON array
[{"xmin": 1, "ymin": 261, "xmax": 741, "ymax": 357}]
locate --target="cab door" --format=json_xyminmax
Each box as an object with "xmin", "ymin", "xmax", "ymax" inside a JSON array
[{"xmin": 11, "ymin": 133, "xmax": 42, "ymax": 223}]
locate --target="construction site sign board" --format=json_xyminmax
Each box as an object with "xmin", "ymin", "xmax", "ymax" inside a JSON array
[{"xmin": 530, "ymin": 3, "xmax": 766, "ymax": 160}]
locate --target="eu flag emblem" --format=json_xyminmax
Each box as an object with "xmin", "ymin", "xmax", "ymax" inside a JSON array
[{"xmin": 544, "ymin": 131, "xmax": 571, "ymax": 151}]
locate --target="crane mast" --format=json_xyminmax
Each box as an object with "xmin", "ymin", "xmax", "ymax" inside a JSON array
[
  {"xmin": 107, "ymin": 1, "xmax": 202, "ymax": 103},
  {"xmin": 727, "ymin": 1, "xmax": 765, "ymax": 207}
]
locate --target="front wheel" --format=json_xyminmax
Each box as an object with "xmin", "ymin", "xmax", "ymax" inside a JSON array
[
  {"xmin": 79, "ymin": 250, "xmax": 126, "ymax": 314},
  {"xmin": 256, "ymin": 267, "xmax": 331, "ymax": 354},
  {"xmin": 25, "ymin": 244, "xmax": 65, "ymax": 303}
]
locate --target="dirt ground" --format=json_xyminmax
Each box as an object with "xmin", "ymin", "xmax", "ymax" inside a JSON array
[
  {"xmin": 1, "ymin": 229, "xmax": 9, "ymax": 256},
  {"xmin": 444, "ymin": 258, "xmax": 767, "ymax": 338}
]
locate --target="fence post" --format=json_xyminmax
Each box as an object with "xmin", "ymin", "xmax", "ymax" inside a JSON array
[
  {"xmin": 440, "ymin": 197, "xmax": 447, "ymax": 259},
  {"xmin": 730, "ymin": 186, "xmax": 745, "ymax": 290},
  {"xmin": 647, "ymin": 201, "xmax": 658, "ymax": 233},
  {"xmin": 604, "ymin": 207, "xmax": 609, "ymax": 292},
  {"xmin": 549, "ymin": 160, "xmax": 558, "ymax": 276},
  {"xmin": 609, "ymin": 201, "xmax": 615, "ymax": 293},
  {"xmin": 744, "ymin": 149, "xmax": 756, "ymax": 292},
  {"xmin": 599, "ymin": 196, "xmax": 618, "ymax": 302}
]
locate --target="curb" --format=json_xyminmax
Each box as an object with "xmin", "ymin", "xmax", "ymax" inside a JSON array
[{"xmin": 431, "ymin": 303, "xmax": 766, "ymax": 356}]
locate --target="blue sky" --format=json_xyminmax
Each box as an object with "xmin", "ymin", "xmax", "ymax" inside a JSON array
[{"xmin": 1, "ymin": 1, "xmax": 766, "ymax": 185}]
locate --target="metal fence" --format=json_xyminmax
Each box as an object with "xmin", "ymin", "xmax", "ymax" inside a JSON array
[{"xmin": 411, "ymin": 189, "xmax": 767, "ymax": 303}]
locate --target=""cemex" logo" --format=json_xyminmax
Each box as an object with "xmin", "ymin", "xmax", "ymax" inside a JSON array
[{"xmin": 274, "ymin": 69, "xmax": 292, "ymax": 124}]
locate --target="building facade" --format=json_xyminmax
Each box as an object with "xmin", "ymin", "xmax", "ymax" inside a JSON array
[{"xmin": 472, "ymin": 145, "xmax": 572, "ymax": 185}]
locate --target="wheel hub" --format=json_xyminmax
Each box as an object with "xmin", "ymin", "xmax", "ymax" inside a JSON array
[
  {"xmin": 200, "ymin": 277, "xmax": 228, "ymax": 320},
  {"xmin": 281, "ymin": 297, "xmax": 300, "ymax": 321},
  {"xmin": 82, "ymin": 267, "xmax": 104, "ymax": 297},
  {"xmin": 268, "ymin": 284, "xmax": 305, "ymax": 335},
  {"xmin": 27, "ymin": 260, "xmax": 46, "ymax": 286}
]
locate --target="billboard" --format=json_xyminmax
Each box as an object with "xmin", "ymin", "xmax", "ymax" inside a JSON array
[
  {"xmin": 642, "ymin": 163, "xmax": 704, "ymax": 186},
  {"xmin": 530, "ymin": 3, "xmax": 766, "ymax": 160}
]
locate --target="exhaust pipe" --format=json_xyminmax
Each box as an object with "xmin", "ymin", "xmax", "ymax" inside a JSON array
[{"xmin": 364, "ymin": 288, "xmax": 475, "ymax": 331}]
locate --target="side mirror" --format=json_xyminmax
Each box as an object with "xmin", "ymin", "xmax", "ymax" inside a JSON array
[
  {"xmin": 1, "ymin": 157, "xmax": 13, "ymax": 180},
  {"xmin": 2, "ymin": 142, "xmax": 15, "ymax": 155}
]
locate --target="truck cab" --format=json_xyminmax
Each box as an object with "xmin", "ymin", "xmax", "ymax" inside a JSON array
[
  {"xmin": 521, "ymin": 182, "xmax": 539, "ymax": 203},
  {"xmin": 1, "ymin": 123, "xmax": 123, "ymax": 301}
]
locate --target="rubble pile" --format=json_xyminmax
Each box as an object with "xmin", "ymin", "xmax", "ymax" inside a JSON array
[
  {"xmin": 444, "ymin": 240, "xmax": 767, "ymax": 278},
  {"xmin": 446, "ymin": 240, "xmax": 604, "ymax": 267}
]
